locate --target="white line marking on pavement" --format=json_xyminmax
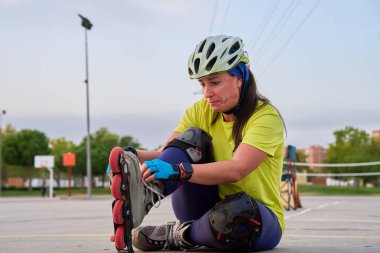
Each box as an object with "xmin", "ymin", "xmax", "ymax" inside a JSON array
[
  {"xmin": 284, "ymin": 208, "xmax": 312, "ymax": 219},
  {"xmin": 0, "ymin": 233, "xmax": 109, "ymax": 238},
  {"xmin": 282, "ymin": 243, "xmax": 380, "ymax": 249},
  {"xmin": 290, "ymin": 218, "xmax": 380, "ymax": 223},
  {"xmin": 285, "ymin": 200, "xmax": 344, "ymax": 220},
  {"xmin": 284, "ymin": 234, "xmax": 380, "ymax": 239}
]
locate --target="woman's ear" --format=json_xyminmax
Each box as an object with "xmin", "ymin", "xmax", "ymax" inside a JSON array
[{"xmin": 236, "ymin": 77, "xmax": 243, "ymax": 89}]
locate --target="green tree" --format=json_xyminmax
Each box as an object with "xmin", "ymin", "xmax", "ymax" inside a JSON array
[
  {"xmin": 297, "ymin": 150, "xmax": 306, "ymax": 162},
  {"xmin": 325, "ymin": 126, "xmax": 373, "ymax": 187},
  {"xmin": 3, "ymin": 129, "xmax": 50, "ymax": 191},
  {"xmin": 119, "ymin": 135, "xmax": 144, "ymax": 150},
  {"xmin": 2, "ymin": 124, "xmax": 17, "ymax": 136},
  {"xmin": 91, "ymin": 128, "xmax": 119, "ymax": 179},
  {"xmin": 368, "ymin": 137, "xmax": 380, "ymax": 186},
  {"xmin": 50, "ymin": 137, "xmax": 76, "ymax": 188},
  {"xmin": 74, "ymin": 140, "xmax": 87, "ymax": 188},
  {"xmin": 75, "ymin": 127, "xmax": 143, "ymax": 188},
  {"xmin": 1, "ymin": 124, "xmax": 17, "ymax": 185},
  {"xmin": 295, "ymin": 149, "xmax": 311, "ymax": 173}
]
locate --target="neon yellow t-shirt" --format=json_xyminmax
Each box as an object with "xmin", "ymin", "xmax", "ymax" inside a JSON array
[{"xmin": 174, "ymin": 98, "xmax": 285, "ymax": 233}]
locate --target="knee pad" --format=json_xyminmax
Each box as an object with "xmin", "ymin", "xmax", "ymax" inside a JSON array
[
  {"xmin": 164, "ymin": 127, "xmax": 213, "ymax": 164},
  {"xmin": 208, "ymin": 192, "xmax": 262, "ymax": 247}
]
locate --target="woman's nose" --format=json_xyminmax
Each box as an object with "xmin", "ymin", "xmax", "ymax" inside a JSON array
[{"xmin": 203, "ymin": 86, "xmax": 212, "ymax": 98}]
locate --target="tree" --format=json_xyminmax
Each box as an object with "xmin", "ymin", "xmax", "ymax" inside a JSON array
[
  {"xmin": 2, "ymin": 124, "xmax": 17, "ymax": 136},
  {"xmin": 368, "ymin": 137, "xmax": 380, "ymax": 186},
  {"xmin": 119, "ymin": 135, "xmax": 144, "ymax": 150},
  {"xmin": 1, "ymin": 124, "xmax": 17, "ymax": 185},
  {"xmin": 325, "ymin": 126, "xmax": 373, "ymax": 187},
  {"xmin": 3, "ymin": 129, "xmax": 50, "ymax": 191},
  {"xmin": 50, "ymin": 138, "xmax": 76, "ymax": 188},
  {"xmin": 74, "ymin": 140, "xmax": 87, "ymax": 188},
  {"xmin": 91, "ymin": 128, "xmax": 120, "ymax": 178},
  {"xmin": 75, "ymin": 127, "xmax": 143, "ymax": 188}
]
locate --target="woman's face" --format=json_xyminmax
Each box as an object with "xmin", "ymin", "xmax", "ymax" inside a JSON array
[{"xmin": 199, "ymin": 71, "xmax": 242, "ymax": 113}]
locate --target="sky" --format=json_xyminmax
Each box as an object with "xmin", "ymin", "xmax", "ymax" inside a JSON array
[{"xmin": 0, "ymin": 0, "xmax": 379, "ymax": 150}]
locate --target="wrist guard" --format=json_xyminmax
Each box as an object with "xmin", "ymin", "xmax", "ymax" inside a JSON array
[{"xmin": 177, "ymin": 163, "xmax": 193, "ymax": 182}]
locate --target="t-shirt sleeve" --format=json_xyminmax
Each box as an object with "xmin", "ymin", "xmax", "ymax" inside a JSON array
[
  {"xmin": 174, "ymin": 100, "xmax": 202, "ymax": 133},
  {"xmin": 241, "ymin": 106, "xmax": 284, "ymax": 157}
]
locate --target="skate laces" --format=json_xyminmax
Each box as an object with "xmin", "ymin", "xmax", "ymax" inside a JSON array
[{"xmin": 143, "ymin": 180, "xmax": 164, "ymax": 208}]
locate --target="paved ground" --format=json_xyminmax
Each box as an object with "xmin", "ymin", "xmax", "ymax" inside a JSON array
[{"xmin": 0, "ymin": 195, "xmax": 379, "ymax": 253}]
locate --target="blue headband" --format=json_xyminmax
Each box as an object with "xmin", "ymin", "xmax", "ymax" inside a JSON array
[{"xmin": 228, "ymin": 62, "xmax": 249, "ymax": 89}]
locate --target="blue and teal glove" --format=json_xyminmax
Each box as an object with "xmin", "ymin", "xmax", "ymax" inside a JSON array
[
  {"xmin": 145, "ymin": 159, "xmax": 193, "ymax": 182},
  {"xmin": 106, "ymin": 164, "xmax": 113, "ymax": 182}
]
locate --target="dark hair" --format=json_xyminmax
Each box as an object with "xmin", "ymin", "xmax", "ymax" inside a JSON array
[{"xmin": 211, "ymin": 70, "xmax": 285, "ymax": 150}]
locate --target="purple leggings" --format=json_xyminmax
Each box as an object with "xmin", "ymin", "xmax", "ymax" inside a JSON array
[{"xmin": 158, "ymin": 147, "xmax": 282, "ymax": 251}]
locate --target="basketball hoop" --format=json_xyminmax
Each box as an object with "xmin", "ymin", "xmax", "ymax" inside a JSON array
[
  {"xmin": 34, "ymin": 155, "xmax": 55, "ymax": 199},
  {"xmin": 34, "ymin": 156, "xmax": 54, "ymax": 169}
]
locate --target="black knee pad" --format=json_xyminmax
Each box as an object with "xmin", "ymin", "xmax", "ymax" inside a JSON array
[
  {"xmin": 164, "ymin": 127, "xmax": 214, "ymax": 163},
  {"xmin": 208, "ymin": 192, "xmax": 262, "ymax": 248}
]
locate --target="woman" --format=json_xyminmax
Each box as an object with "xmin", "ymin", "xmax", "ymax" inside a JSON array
[{"xmin": 110, "ymin": 35, "xmax": 285, "ymax": 252}]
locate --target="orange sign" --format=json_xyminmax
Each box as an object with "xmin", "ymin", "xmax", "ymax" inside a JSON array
[{"xmin": 63, "ymin": 153, "xmax": 76, "ymax": 167}]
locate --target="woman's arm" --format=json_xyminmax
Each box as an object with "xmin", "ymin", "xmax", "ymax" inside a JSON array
[
  {"xmin": 136, "ymin": 131, "xmax": 181, "ymax": 163},
  {"xmin": 142, "ymin": 142, "xmax": 267, "ymax": 185},
  {"xmin": 189, "ymin": 143, "xmax": 267, "ymax": 185}
]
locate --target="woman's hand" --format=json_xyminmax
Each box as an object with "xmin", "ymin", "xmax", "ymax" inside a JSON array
[{"xmin": 141, "ymin": 159, "xmax": 193, "ymax": 182}]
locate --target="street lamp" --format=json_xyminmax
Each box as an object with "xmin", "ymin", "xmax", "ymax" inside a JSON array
[
  {"xmin": 0, "ymin": 109, "xmax": 6, "ymax": 196},
  {"xmin": 78, "ymin": 14, "xmax": 93, "ymax": 199}
]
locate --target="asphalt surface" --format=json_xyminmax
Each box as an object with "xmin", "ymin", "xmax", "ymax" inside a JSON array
[{"xmin": 0, "ymin": 195, "xmax": 379, "ymax": 253}]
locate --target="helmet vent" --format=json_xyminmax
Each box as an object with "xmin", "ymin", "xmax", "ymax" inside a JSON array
[
  {"xmin": 206, "ymin": 56, "xmax": 217, "ymax": 71},
  {"xmin": 198, "ymin": 39, "xmax": 206, "ymax": 53},
  {"xmin": 222, "ymin": 37, "xmax": 229, "ymax": 42},
  {"xmin": 220, "ymin": 48, "xmax": 227, "ymax": 58},
  {"xmin": 194, "ymin": 58, "xmax": 200, "ymax": 74},
  {"xmin": 206, "ymin": 43, "xmax": 216, "ymax": 59},
  {"xmin": 227, "ymin": 55, "xmax": 238, "ymax": 65},
  {"xmin": 188, "ymin": 68, "xmax": 193, "ymax": 76},
  {"xmin": 229, "ymin": 41, "xmax": 240, "ymax": 54}
]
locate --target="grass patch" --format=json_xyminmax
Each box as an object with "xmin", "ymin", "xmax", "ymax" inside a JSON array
[
  {"xmin": 298, "ymin": 184, "xmax": 380, "ymax": 195},
  {"xmin": 0, "ymin": 187, "xmax": 111, "ymax": 197},
  {"xmin": 3, "ymin": 185, "xmax": 380, "ymax": 197}
]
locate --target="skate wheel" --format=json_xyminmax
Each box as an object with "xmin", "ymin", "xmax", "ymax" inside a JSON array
[
  {"xmin": 115, "ymin": 225, "xmax": 126, "ymax": 250},
  {"xmin": 109, "ymin": 234, "xmax": 115, "ymax": 242},
  {"xmin": 109, "ymin": 147, "xmax": 124, "ymax": 173},
  {"xmin": 113, "ymin": 199, "xmax": 125, "ymax": 225},
  {"xmin": 111, "ymin": 174, "xmax": 123, "ymax": 199}
]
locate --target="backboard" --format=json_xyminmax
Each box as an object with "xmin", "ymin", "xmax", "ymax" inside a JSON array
[{"xmin": 34, "ymin": 155, "xmax": 54, "ymax": 168}]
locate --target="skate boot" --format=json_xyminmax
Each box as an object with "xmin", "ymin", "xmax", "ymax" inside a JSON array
[
  {"xmin": 109, "ymin": 147, "xmax": 164, "ymax": 252},
  {"xmin": 132, "ymin": 221, "xmax": 198, "ymax": 251}
]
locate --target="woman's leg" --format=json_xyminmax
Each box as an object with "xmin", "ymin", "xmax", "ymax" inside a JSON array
[
  {"xmin": 190, "ymin": 197, "xmax": 282, "ymax": 251},
  {"xmin": 158, "ymin": 147, "xmax": 219, "ymax": 221}
]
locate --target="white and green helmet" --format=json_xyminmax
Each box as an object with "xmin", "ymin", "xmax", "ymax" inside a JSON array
[{"xmin": 188, "ymin": 35, "xmax": 246, "ymax": 79}]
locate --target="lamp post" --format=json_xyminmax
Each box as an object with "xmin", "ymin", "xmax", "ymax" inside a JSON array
[
  {"xmin": 78, "ymin": 14, "xmax": 93, "ymax": 199},
  {"xmin": 0, "ymin": 110, "xmax": 6, "ymax": 196}
]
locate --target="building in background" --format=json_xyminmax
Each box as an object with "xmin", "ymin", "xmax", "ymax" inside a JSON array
[
  {"xmin": 304, "ymin": 145, "xmax": 328, "ymax": 170},
  {"xmin": 304, "ymin": 145, "xmax": 328, "ymax": 185},
  {"xmin": 372, "ymin": 130, "xmax": 380, "ymax": 139}
]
